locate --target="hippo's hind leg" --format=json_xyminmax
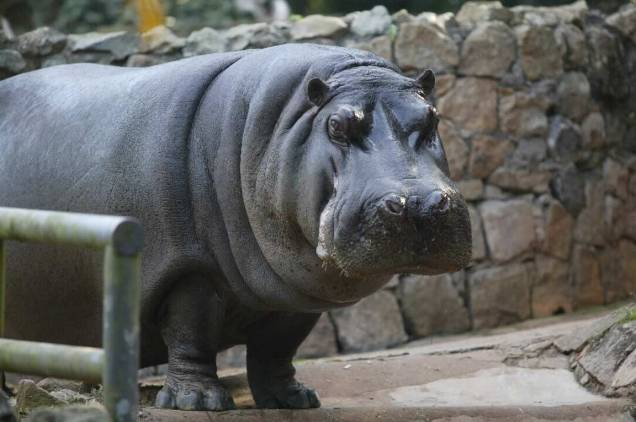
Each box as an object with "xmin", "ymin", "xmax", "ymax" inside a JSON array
[
  {"xmin": 246, "ymin": 312, "xmax": 321, "ymax": 409},
  {"xmin": 155, "ymin": 276, "xmax": 235, "ymax": 411}
]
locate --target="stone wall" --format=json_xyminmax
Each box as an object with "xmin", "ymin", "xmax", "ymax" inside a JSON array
[{"xmin": 1, "ymin": 1, "xmax": 635, "ymax": 362}]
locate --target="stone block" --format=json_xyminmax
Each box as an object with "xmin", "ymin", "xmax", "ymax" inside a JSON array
[
  {"xmin": 479, "ymin": 198, "xmax": 536, "ymax": 262},
  {"xmin": 395, "ymin": 21, "xmax": 459, "ymax": 72},
  {"xmin": 330, "ymin": 290, "xmax": 407, "ymax": 353},
  {"xmin": 297, "ymin": 313, "xmax": 338, "ymax": 358},
  {"xmin": 457, "ymin": 179, "xmax": 484, "ymax": 202},
  {"xmin": 349, "ymin": 35, "xmax": 392, "ymax": 62},
  {"xmin": 398, "ymin": 273, "xmax": 470, "ymax": 338},
  {"xmin": 468, "ymin": 135, "xmax": 513, "ymax": 179},
  {"xmin": 184, "ymin": 27, "xmax": 225, "ymax": 57},
  {"xmin": 291, "ymin": 15, "xmax": 347, "ymax": 40},
  {"xmin": 574, "ymin": 179, "xmax": 605, "ymax": 246},
  {"xmin": 532, "ymin": 255, "xmax": 571, "ymax": 318},
  {"xmin": 516, "ymin": 24, "xmax": 563, "ymax": 81},
  {"xmin": 459, "ymin": 21, "xmax": 516, "ymax": 78},
  {"xmin": 499, "ymin": 90, "xmax": 549, "ymax": 138},
  {"xmin": 70, "ymin": 31, "xmax": 139, "ymax": 59},
  {"xmin": 542, "ymin": 200, "xmax": 574, "ymax": 260},
  {"xmin": 469, "ymin": 262, "xmax": 533, "ymax": 329},
  {"xmin": 572, "ymin": 244, "xmax": 604, "ymax": 308},
  {"xmin": 488, "ymin": 167, "xmax": 551, "ymax": 194},
  {"xmin": 468, "ymin": 204, "xmax": 487, "ymax": 261},
  {"xmin": 438, "ymin": 119, "xmax": 468, "ymax": 180},
  {"xmin": 581, "ymin": 112, "xmax": 606, "ymax": 149},
  {"xmin": 348, "ymin": 6, "xmax": 392, "ymax": 38},
  {"xmin": 456, "ymin": 1, "xmax": 513, "ymax": 26},
  {"xmin": 438, "ymin": 77, "xmax": 498, "ymax": 134},
  {"xmin": 547, "ymin": 117, "xmax": 582, "ymax": 163},
  {"xmin": 17, "ymin": 27, "xmax": 66, "ymax": 56},
  {"xmin": 556, "ymin": 72, "xmax": 590, "ymax": 122}
]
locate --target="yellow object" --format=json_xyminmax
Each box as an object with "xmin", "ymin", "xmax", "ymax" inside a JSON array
[{"xmin": 135, "ymin": 0, "xmax": 166, "ymax": 33}]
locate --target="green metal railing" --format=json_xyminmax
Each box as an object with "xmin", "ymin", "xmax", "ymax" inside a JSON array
[{"xmin": 0, "ymin": 207, "xmax": 143, "ymax": 421}]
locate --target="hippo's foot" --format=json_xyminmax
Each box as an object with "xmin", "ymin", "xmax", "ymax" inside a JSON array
[
  {"xmin": 155, "ymin": 378, "xmax": 236, "ymax": 411},
  {"xmin": 251, "ymin": 378, "xmax": 320, "ymax": 409}
]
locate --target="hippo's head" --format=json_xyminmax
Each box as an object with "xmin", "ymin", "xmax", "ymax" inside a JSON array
[{"xmin": 300, "ymin": 67, "xmax": 471, "ymax": 284}]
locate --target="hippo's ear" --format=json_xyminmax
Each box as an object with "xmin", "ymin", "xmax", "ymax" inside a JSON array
[
  {"xmin": 307, "ymin": 78, "xmax": 330, "ymax": 107},
  {"xmin": 415, "ymin": 69, "xmax": 435, "ymax": 96}
]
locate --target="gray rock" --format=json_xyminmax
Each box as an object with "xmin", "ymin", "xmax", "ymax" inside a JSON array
[
  {"xmin": 297, "ymin": 313, "xmax": 338, "ymax": 358},
  {"xmin": 394, "ymin": 20, "xmax": 459, "ymax": 73},
  {"xmin": 555, "ymin": 306, "xmax": 632, "ymax": 353},
  {"xmin": 612, "ymin": 348, "xmax": 636, "ymax": 388},
  {"xmin": 511, "ymin": 138, "xmax": 547, "ymax": 167},
  {"xmin": 459, "ymin": 21, "xmax": 516, "ymax": 78},
  {"xmin": 557, "ymin": 72, "xmax": 590, "ymax": 122},
  {"xmin": 606, "ymin": 4, "xmax": 636, "ymax": 42},
  {"xmin": 69, "ymin": 31, "xmax": 139, "ymax": 60},
  {"xmin": 555, "ymin": 23, "xmax": 587, "ymax": 69},
  {"xmin": 227, "ymin": 22, "xmax": 289, "ymax": 50},
  {"xmin": 516, "ymin": 24, "xmax": 563, "ymax": 81},
  {"xmin": 547, "ymin": 117, "xmax": 582, "ymax": 163},
  {"xmin": 437, "ymin": 77, "xmax": 498, "ymax": 134},
  {"xmin": 139, "ymin": 26, "xmax": 184, "ymax": 54},
  {"xmin": 510, "ymin": 1, "xmax": 587, "ymax": 26},
  {"xmin": 392, "ymin": 9, "xmax": 414, "ymax": 25},
  {"xmin": 468, "ymin": 135, "xmax": 513, "ymax": 179},
  {"xmin": 291, "ymin": 15, "xmax": 347, "ymax": 41},
  {"xmin": 578, "ymin": 322, "xmax": 636, "ymax": 386},
  {"xmin": 183, "ymin": 27, "xmax": 225, "ymax": 57},
  {"xmin": 532, "ymin": 255, "xmax": 571, "ymax": 318},
  {"xmin": 571, "ymin": 244, "xmax": 604, "ymax": 308},
  {"xmin": 469, "ymin": 262, "xmax": 533, "ymax": 329},
  {"xmin": 438, "ymin": 119, "xmax": 468, "ymax": 180},
  {"xmin": 37, "ymin": 378, "xmax": 84, "ymax": 393},
  {"xmin": 581, "ymin": 112, "xmax": 606, "ymax": 149},
  {"xmin": 330, "ymin": 290, "xmax": 407, "ymax": 353},
  {"xmin": 585, "ymin": 25, "xmax": 629, "ymax": 100},
  {"xmin": 398, "ymin": 273, "xmax": 470, "ymax": 338},
  {"xmin": 479, "ymin": 199, "xmax": 536, "ymax": 262},
  {"xmin": 16, "ymin": 379, "xmax": 66, "ymax": 415},
  {"xmin": 348, "ymin": 6, "xmax": 392, "ymax": 38},
  {"xmin": 0, "ymin": 49, "xmax": 26, "ymax": 74},
  {"xmin": 455, "ymin": 1, "xmax": 513, "ymax": 26},
  {"xmin": 467, "ymin": 204, "xmax": 487, "ymax": 261},
  {"xmin": 549, "ymin": 164, "xmax": 586, "ymax": 216},
  {"xmin": 499, "ymin": 90, "xmax": 549, "ymax": 139},
  {"xmin": 17, "ymin": 27, "xmax": 66, "ymax": 56}
]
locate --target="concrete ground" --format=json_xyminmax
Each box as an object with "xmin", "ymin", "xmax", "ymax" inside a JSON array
[{"xmin": 139, "ymin": 305, "xmax": 636, "ymax": 421}]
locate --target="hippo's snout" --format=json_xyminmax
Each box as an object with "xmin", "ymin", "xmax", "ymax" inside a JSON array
[{"xmin": 379, "ymin": 190, "xmax": 451, "ymax": 220}]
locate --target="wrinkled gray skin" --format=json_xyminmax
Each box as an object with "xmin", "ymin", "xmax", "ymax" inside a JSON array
[{"xmin": 0, "ymin": 44, "xmax": 471, "ymax": 411}]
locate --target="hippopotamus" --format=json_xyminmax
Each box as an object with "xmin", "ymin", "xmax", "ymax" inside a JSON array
[{"xmin": 0, "ymin": 44, "xmax": 471, "ymax": 411}]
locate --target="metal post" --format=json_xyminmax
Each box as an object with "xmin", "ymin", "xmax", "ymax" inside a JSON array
[
  {"xmin": 102, "ymin": 246, "xmax": 140, "ymax": 422},
  {"xmin": 0, "ymin": 240, "xmax": 4, "ymax": 391}
]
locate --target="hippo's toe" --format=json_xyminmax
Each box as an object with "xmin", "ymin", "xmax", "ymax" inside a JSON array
[
  {"xmin": 155, "ymin": 382, "xmax": 236, "ymax": 411},
  {"xmin": 253, "ymin": 380, "xmax": 321, "ymax": 409}
]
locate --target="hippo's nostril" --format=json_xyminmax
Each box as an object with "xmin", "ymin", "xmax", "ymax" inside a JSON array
[
  {"xmin": 382, "ymin": 195, "xmax": 406, "ymax": 216},
  {"xmin": 425, "ymin": 190, "xmax": 450, "ymax": 214}
]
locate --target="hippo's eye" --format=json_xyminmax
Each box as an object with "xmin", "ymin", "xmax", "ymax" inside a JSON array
[
  {"xmin": 327, "ymin": 107, "xmax": 367, "ymax": 147},
  {"xmin": 327, "ymin": 114, "xmax": 351, "ymax": 146}
]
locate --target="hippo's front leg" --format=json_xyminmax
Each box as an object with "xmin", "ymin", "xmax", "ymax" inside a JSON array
[
  {"xmin": 155, "ymin": 276, "xmax": 235, "ymax": 411},
  {"xmin": 246, "ymin": 312, "xmax": 321, "ymax": 409}
]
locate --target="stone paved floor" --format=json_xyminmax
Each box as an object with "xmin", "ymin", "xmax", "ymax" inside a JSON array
[{"xmin": 139, "ymin": 304, "xmax": 636, "ymax": 421}]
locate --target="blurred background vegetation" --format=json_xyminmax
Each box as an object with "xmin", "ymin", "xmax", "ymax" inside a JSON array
[{"xmin": 0, "ymin": 0, "xmax": 629, "ymax": 35}]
